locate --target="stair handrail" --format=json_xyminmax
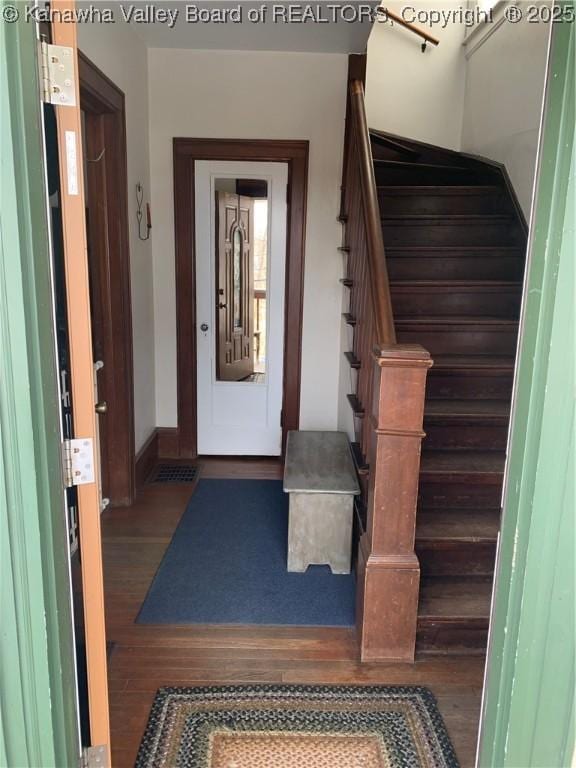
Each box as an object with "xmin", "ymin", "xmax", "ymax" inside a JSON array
[
  {"xmin": 349, "ymin": 79, "xmax": 397, "ymax": 346},
  {"xmin": 342, "ymin": 68, "xmax": 432, "ymax": 662},
  {"xmin": 376, "ymin": 7, "xmax": 440, "ymax": 49}
]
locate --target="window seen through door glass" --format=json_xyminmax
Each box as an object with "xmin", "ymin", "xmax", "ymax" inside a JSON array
[
  {"xmin": 233, "ymin": 227, "xmax": 242, "ymax": 329},
  {"xmin": 214, "ymin": 178, "xmax": 269, "ymax": 383}
]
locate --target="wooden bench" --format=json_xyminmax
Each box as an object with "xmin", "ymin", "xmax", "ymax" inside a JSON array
[{"xmin": 283, "ymin": 431, "xmax": 360, "ymax": 575}]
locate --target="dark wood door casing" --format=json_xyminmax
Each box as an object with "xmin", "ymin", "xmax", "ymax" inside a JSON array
[
  {"xmin": 173, "ymin": 139, "xmax": 309, "ymax": 459},
  {"xmin": 79, "ymin": 52, "xmax": 135, "ymax": 505}
]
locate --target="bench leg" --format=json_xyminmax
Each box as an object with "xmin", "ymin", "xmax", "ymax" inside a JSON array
[
  {"xmin": 287, "ymin": 553, "xmax": 351, "ymax": 575},
  {"xmin": 326, "ymin": 555, "xmax": 352, "ymax": 576},
  {"xmin": 286, "ymin": 552, "xmax": 309, "ymax": 573},
  {"xmin": 287, "ymin": 492, "xmax": 353, "ymax": 575}
]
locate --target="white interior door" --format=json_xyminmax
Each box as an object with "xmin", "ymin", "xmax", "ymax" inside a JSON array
[{"xmin": 196, "ymin": 160, "xmax": 288, "ymax": 455}]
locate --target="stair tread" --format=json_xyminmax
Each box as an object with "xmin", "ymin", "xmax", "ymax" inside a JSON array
[
  {"xmin": 347, "ymin": 393, "xmax": 364, "ymax": 417},
  {"xmin": 390, "ymin": 280, "xmax": 522, "ymax": 289},
  {"xmin": 386, "ymin": 245, "xmax": 524, "ymax": 253},
  {"xmin": 350, "ymin": 442, "xmax": 369, "ymax": 475},
  {"xmin": 396, "ymin": 315, "xmax": 518, "ymax": 326},
  {"xmin": 419, "ymin": 578, "xmax": 493, "ymax": 620},
  {"xmin": 344, "ymin": 351, "xmax": 361, "ymax": 369},
  {"xmin": 373, "ymin": 159, "xmax": 471, "ymax": 172},
  {"xmin": 420, "ymin": 449, "xmax": 505, "ymax": 475},
  {"xmin": 431, "ymin": 354, "xmax": 515, "ymax": 371},
  {"xmin": 382, "ymin": 214, "xmax": 514, "ymax": 222},
  {"xmin": 417, "ymin": 508, "xmax": 500, "ymax": 542},
  {"xmin": 425, "ymin": 399, "xmax": 510, "ymax": 421},
  {"xmin": 369, "ymin": 129, "xmax": 421, "ymax": 156},
  {"xmin": 377, "ymin": 185, "xmax": 501, "ymax": 194}
]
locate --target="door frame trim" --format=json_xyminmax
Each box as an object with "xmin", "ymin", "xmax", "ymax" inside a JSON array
[
  {"xmin": 173, "ymin": 139, "xmax": 309, "ymax": 458},
  {"xmin": 52, "ymin": 13, "xmax": 111, "ymax": 758},
  {"xmin": 78, "ymin": 52, "xmax": 135, "ymax": 504}
]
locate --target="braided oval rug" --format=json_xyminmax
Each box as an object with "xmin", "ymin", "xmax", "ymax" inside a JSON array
[{"xmin": 135, "ymin": 684, "xmax": 459, "ymax": 768}]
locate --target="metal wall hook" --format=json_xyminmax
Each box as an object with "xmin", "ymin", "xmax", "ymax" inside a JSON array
[
  {"xmin": 87, "ymin": 148, "xmax": 105, "ymax": 163},
  {"xmin": 136, "ymin": 182, "xmax": 151, "ymax": 241},
  {"xmin": 376, "ymin": 6, "xmax": 440, "ymax": 52}
]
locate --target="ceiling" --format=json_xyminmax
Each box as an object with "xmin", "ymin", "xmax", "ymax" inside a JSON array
[{"xmin": 105, "ymin": 1, "xmax": 379, "ymax": 53}]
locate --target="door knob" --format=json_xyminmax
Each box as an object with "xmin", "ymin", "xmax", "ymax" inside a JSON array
[
  {"xmin": 218, "ymin": 302, "xmax": 227, "ymax": 309},
  {"xmin": 95, "ymin": 401, "xmax": 108, "ymax": 414},
  {"xmin": 200, "ymin": 323, "xmax": 209, "ymax": 332}
]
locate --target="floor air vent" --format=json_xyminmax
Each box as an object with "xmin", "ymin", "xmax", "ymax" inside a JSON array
[{"xmin": 149, "ymin": 464, "xmax": 199, "ymax": 484}]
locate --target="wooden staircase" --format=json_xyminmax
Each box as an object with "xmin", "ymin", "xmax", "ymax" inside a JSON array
[{"xmin": 341, "ymin": 109, "xmax": 527, "ymax": 657}]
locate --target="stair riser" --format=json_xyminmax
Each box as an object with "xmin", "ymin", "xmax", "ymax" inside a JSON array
[
  {"xmin": 382, "ymin": 222, "xmax": 523, "ymax": 248},
  {"xmin": 397, "ymin": 327, "xmax": 518, "ymax": 356},
  {"xmin": 417, "ymin": 623, "xmax": 489, "ymax": 654},
  {"xmin": 387, "ymin": 256, "xmax": 525, "ymax": 282},
  {"xmin": 419, "ymin": 482, "xmax": 502, "ymax": 509},
  {"xmin": 379, "ymin": 192, "xmax": 509, "ymax": 216},
  {"xmin": 424, "ymin": 424, "xmax": 508, "ymax": 451},
  {"xmin": 427, "ymin": 372, "xmax": 514, "ymax": 401},
  {"xmin": 391, "ymin": 289, "xmax": 522, "ymax": 319},
  {"xmin": 417, "ymin": 542, "xmax": 497, "ymax": 577},
  {"xmin": 375, "ymin": 166, "xmax": 481, "ymax": 185}
]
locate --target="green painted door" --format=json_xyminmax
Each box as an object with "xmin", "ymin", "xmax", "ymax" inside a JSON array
[
  {"xmin": 1, "ymin": 7, "xmax": 79, "ymax": 767},
  {"xmin": 478, "ymin": 13, "xmax": 575, "ymax": 768}
]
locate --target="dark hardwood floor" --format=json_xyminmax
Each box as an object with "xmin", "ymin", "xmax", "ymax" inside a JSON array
[{"xmin": 101, "ymin": 457, "xmax": 484, "ymax": 767}]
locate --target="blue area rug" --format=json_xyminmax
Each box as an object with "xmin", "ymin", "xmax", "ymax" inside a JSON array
[{"xmin": 137, "ymin": 479, "xmax": 355, "ymax": 626}]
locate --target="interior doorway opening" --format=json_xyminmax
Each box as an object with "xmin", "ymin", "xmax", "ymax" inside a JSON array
[
  {"xmin": 79, "ymin": 52, "xmax": 135, "ymax": 507},
  {"xmin": 173, "ymin": 139, "xmax": 309, "ymax": 459}
]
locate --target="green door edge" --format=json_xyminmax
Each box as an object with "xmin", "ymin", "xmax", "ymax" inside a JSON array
[
  {"xmin": 1, "ymin": 8, "xmax": 79, "ymax": 768},
  {"xmin": 478, "ymin": 11, "xmax": 575, "ymax": 768}
]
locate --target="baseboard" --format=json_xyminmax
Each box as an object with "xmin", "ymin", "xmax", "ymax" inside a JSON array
[
  {"xmin": 157, "ymin": 427, "xmax": 180, "ymax": 459},
  {"xmin": 135, "ymin": 428, "xmax": 191, "ymax": 489},
  {"xmin": 135, "ymin": 428, "xmax": 159, "ymax": 489}
]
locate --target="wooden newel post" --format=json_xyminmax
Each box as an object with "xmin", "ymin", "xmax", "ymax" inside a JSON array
[{"xmin": 356, "ymin": 343, "xmax": 432, "ymax": 662}]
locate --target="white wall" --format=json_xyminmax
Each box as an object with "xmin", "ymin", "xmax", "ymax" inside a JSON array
[
  {"xmin": 365, "ymin": 1, "xmax": 467, "ymax": 150},
  {"xmin": 76, "ymin": 12, "xmax": 551, "ymax": 453},
  {"xmin": 77, "ymin": 23, "xmax": 156, "ymax": 453},
  {"xmin": 461, "ymin": 13, "xmax": 551, "ymax": 216},
  {"xmin": 148, "ymin": 49, "xmax": 348, "ymax": 431},
  {"xmin": 364, "ymin": 1, "xmax": 550, "ymax": 216}
]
